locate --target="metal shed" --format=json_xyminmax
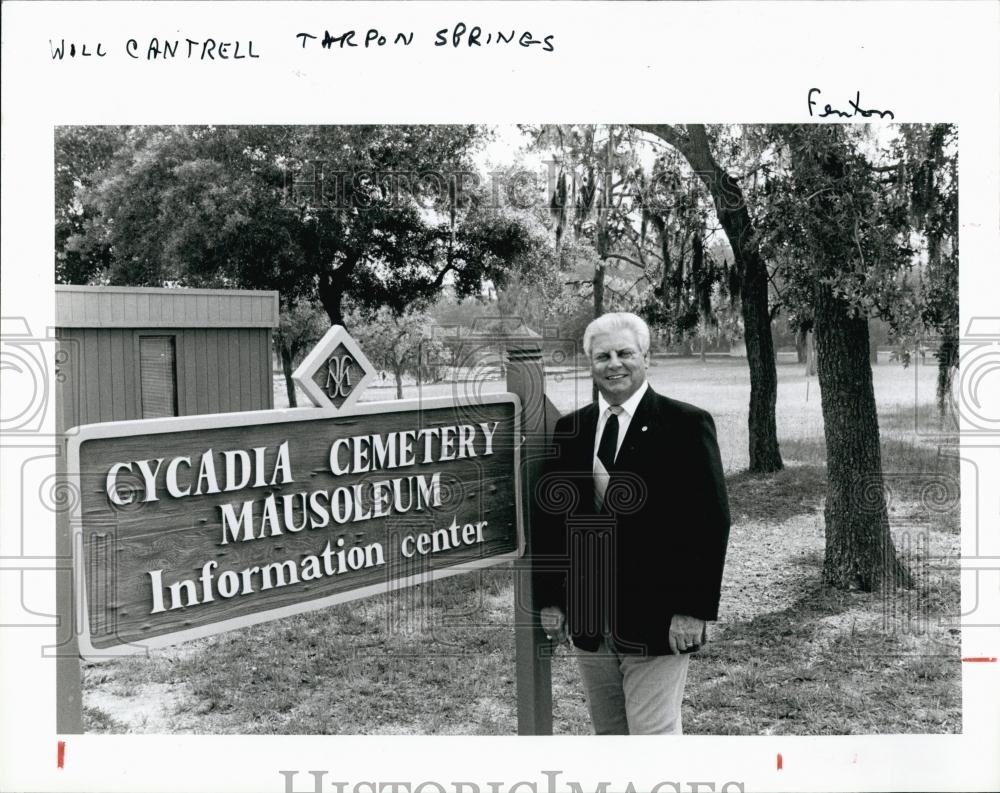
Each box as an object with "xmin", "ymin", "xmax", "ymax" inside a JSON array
[{"xmin": 55, "ymin": 285, "xmax": 280, "ymax": 432}]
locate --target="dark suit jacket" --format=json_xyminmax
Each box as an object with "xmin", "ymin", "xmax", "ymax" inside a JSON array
[{"xmin": 533, "ymin": 386, "xmax": 730, "ymax": 655}]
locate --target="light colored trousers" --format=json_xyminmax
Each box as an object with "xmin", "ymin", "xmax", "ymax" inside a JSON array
[{"xmin": 576, "ymin": 637, "xmax": 690, "ymax": 734}]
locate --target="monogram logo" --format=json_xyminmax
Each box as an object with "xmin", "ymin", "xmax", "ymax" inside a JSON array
[
  {"xmin": 294, "ymin": 327, "xmax": 375, "ymax": 410},
  {"xmin": 324, "ymin": 354, "xmax": 355, "ymax": 399}
]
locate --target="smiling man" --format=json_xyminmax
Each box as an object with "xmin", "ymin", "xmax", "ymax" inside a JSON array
[{"xmin": 535, "ymin": 312, "xmax": 731, "ymax": 734}]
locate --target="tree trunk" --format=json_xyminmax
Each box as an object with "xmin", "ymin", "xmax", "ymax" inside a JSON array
[
  {"xmin": 317, "ymin": 263, "xmax": 354, "ymax": 326},
  {"xmin": 936, "ymin": 327, "xmax": 958, "ymax": 421},
  {"xmin": 592, "ymin": 261, "xmax": 606, "ymax": 402},
  {"xmin": 280, "ymin": 343, "xmax": 297, "ymax": 408},
  {"xmin": 594, "ymin": 261, "xmax": 605, "ymax": 317},
  {"xmin": 737, "ymin": 242, "xmax": 782, "ymax": 473},
  {"xmin": 927, "ymin": 235, "xmax": 959, "ymax": 422},
  {"xmin": 317, "ymin": 280, "xmax": 344, "ymax": 326},
  {"xmin": 636, "ymin": 124, "xmax": 782, "ymax": 473},
  {"xmin": 795, "ymin": 327, "xmax": 807, "ymax": 364},
  {"xmin": 869, "ymin": 321, "xmax": 880, "ymax": 364},
  {"xmin": 804, "ymin": 331, "xmax": 817, "ymax": 377},
  {"xmin": 393, "ymin": 357, "xmax": 404, "ymax": 400},
  {"xmin": 813, "ymin": 281, "xmax": 911, "ymax": 591}
]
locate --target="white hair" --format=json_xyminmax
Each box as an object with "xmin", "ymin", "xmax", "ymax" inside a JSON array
[{"xmin": 582, "ymin": 312, "xmax": 651, "ymax": 357}]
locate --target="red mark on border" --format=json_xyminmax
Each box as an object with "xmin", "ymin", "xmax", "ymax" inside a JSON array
[
  {"xmin": 962, "ymin": 657, "xmax": 997, "ymax": 663},
  {"xmin": 57, "ymin": 741, "xmax": 65, "ymax": 769},
  {"xmin": 776, "ymin": 753, "xmax": 783, "ymax": 770}
]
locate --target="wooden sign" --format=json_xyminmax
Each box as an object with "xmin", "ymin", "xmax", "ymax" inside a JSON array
[{"xmin": 67, "ymin": 395, "xmax": 522, "ymax": 659}]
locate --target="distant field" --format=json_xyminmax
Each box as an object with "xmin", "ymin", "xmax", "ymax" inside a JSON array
[
  {"xmin": 84, "ymin": 356, "xmax": 960, "ymax": 735},
  {"xmin": 331, "ymin": 354, "xmax": 949, "ymax": 473}
]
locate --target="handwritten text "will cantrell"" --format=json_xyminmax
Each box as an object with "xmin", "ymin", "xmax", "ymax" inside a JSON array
[{"xmin": 49, "ymin": 38, "xmax": 260, "ymax": 60}]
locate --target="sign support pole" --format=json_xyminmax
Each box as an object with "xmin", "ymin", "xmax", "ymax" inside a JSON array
[
  {"xmin": 506, "ymin": 340, "xmax": 558, "ymax": 735},
  {"xmin": 56, "ymin": 435, "xmax": 83, "ymax": 734}
]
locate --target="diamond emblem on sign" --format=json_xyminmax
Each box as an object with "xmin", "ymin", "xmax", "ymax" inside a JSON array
[{"xmin": 292, "ymin": 326, "xmax": 377, "ymax": 410}]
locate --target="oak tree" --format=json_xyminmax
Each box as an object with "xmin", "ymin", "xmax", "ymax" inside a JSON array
[{"xmin": 760, "ymin": 125, "xmax": 916, "ymax": 590}]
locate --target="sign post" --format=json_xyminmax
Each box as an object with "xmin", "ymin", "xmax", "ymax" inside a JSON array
[
  {"xmin": 506, "ymin": 339, "xmax": 561, "ymax": 735},
  {"xmin": 56, "ymin": 437, "xmax": 84, "ymax": 734}
]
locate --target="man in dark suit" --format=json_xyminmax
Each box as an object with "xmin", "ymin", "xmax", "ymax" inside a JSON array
[{"xmin": 534, "ymin": 312, "xmax": 730, "ymax": 734}]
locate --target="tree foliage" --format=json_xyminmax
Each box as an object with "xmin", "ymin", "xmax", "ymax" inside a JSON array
[
  {"xmin": 896, "ymin": 124, "xmax": 959, "ymax": 414},
  {"xmin": 758, "ymin": 126, "xmax": 915, "ymax": 319},
  {"xmin": 56, "ymin": 125, "xmax": 547, "ymax": 328},
  {"xmin": 273, "ymin": 299, "xmax": 329, "ymax": 408},
  {"xmin": 347, "ymin": 302, "xmax": 449, "ymax": 399},
  {"xmin": 524, "ymin": 125, "xmax": 649, "ymax": 319},
  {"xmin": 55, "ymin": 126, "xmax": 130, "ymax": 284},
  {"xmin": 636, "ymin": 151, "xmax": 735, "ymax": 346},
  {"xmin": 634, "ymin": 124, "xmax": 783, "ymax": 473}
]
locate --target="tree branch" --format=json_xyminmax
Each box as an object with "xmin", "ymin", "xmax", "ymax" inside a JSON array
[
  {"xmin": 620, "ymin": 225, "xmax": 663, "ymax": 263},
  {"xmin": 683, "ymin": 124, "xmax": 714, "ymax": 160},
  {"xmin": 804, "ymin": 186, "xmax": 834, "ymax": 202},
  {"xmin": 633, "ymin": 124, "xmax": 689, "ymax": 153},
  {"xmin": 622, "ymin": 273, "xmax": 652, "ymax": 298},
  {"xmin": 605, "ymin": 252, "xmax": 647, "ymax": 270},
  {"xmin": 736, "ymin": 160, "xmax": 774, "ymax": 182},
  {"xmin": 431, "ymin": 263, "xmax": 458, "ymax": 290},
  {"xmin": 767, "ymin": 271, "xmax": 785, "ymax": 305}
]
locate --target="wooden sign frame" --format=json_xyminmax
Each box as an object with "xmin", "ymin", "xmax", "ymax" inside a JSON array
[{"xmin": 65, "ymin": 394, "xmax": 523, "ymax": 660}]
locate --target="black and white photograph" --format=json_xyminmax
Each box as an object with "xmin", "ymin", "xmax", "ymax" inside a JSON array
[
  {"xmin": 2, "ymin": 3, "xmax": 998, "ymax": 793},
  {"xmin": 52, "ymin": 122, "xmax": 961, "ymax": 738}
]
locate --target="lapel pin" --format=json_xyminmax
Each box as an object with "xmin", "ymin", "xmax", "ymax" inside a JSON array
[{"xmin": 641, "ymin": 426, "xmax": 648, "ymax": 432}]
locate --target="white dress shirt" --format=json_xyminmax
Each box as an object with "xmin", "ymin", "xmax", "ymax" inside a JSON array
[{"xmin": 593, "ymin": 380, "xmax": 649, "ymax": 465}]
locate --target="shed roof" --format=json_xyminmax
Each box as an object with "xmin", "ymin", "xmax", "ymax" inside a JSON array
[{"xmin": 54, "ymin": 285, "xmax": 280, "ymax": 329}]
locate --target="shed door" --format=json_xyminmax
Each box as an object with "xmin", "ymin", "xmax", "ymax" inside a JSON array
[{"xmin": 139, "ymin": 336, "xmax": 178, "ymax": 418}]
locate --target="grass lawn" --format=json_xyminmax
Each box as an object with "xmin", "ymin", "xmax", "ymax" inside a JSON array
[{"xmin": 82, "ymin": 356, "xmax": 960, "ymax": 735}]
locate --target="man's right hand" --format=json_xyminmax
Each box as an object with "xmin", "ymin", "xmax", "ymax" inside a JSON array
[{"xmin": 540, "ymin": 606, "xmax": 567, "ymax": 644}]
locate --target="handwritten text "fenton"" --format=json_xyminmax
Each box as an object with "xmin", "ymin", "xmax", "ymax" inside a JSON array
[{"xmin": 807, "ymin": 88, "xmax": 895, "ymax": 120}]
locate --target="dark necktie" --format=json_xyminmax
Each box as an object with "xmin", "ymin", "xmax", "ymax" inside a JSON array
[
  {"xmin": 597, "ymin": 411, "xmax": 620, "ymax": 472},
  {"xmin": 594, "ymin": 406, "xmax": 622, "ymax": 511}
]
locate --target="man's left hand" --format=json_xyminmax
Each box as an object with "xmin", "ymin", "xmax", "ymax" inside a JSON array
[{"xmin": 669, "ymin": 614, "xmax": 706, "ymax": 654}]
